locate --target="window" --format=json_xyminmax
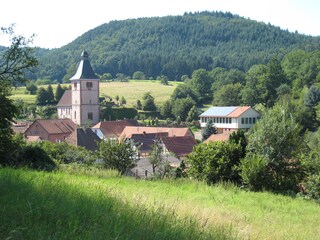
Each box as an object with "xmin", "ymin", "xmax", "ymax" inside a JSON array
[
  {"xmin": 74, "ymin": 111, "xmax": 76, "ymax": 119},
  {"xmin": 249, "ymin": 117, "xmax": 252, "ymax": 124},
  {"xmin": 229, "ymin": 118, "xmax": 232, "ymax": 124},
  {"xmin": 245, "ymin": 118, "xmax": 248, "ymax": 124},
  {"xmin": 253, "ymin": 117, "xmax": 256, "ymax": 124},
  {"xmin": 88, "ymin": 112, "xmax": 93, "ymax": 120},
  {"xmin": 86, "ymin": 82, "xmax": 93, "ymax": 89},
  {"xmin": 74, "ymin": 82, "xmax": 77, "ymax": 90},
  {"xmin": 241, "ymin": 118, "xmax": 244, "ymax": 124}
]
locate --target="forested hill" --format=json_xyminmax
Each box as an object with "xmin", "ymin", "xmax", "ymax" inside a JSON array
[{"xmin": 33, "ymin": 11, "xmax": 320, "ymax": 81}]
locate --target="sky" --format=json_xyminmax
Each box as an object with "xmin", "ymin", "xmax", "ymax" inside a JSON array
[{"xmin": 1, "ymin": 0, "xmax": 319, "ymax": 49}]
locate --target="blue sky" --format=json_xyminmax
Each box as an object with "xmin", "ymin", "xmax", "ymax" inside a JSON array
[{"xmin": 1, "ymin": 0, "xmax": 319, "ymax": 49}]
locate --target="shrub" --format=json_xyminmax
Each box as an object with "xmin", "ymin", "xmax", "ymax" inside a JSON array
[{"xmin": 305, "ymin": 174, "xmax": 320, "ymax": 202}]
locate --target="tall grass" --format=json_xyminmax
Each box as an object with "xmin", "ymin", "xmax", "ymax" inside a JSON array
[
  {"xmin": 0, "ymin": 168, "xmax": 234, "ymax": 240},
  {"xmin": 1, "ymin": 167, "xmax": 320, "ymax": 239}
]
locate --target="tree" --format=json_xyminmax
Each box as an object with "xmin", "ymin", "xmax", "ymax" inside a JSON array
[
  {"xmin": 161, "ymin": 100, "xmax": 173, "ymax": 119},
  {"xmin": 120, "ymin": 96, "xmax": 126, "ymax": 105},
  {"xmin": 171, "ymin": 97, "xmax": 195, "ymax": 121},
  {"xmin": 26, "ymin": 81, "xmax": 38, "ymax": 95},
  {"xmin": 0, "ymin": 26, "xmax": 38, "ymax": 165},
  {"xmin": 142, "ymin": 92, "xmax": 156, "ymax": 111},
  {"xmin": 55, "ymin": 83, "xmax": 65, "ymax": 102},
  {"xmin": 202, "ymin": 119, "xmax": 217, "ymax": 141},
  {"xmin": 189, "ymin": 69, "xmax": 213, "ymax": 103},
  {"xmin": 36, "ymin": 87, "xmax": 48, "ymax": 105},
  {"xmin": 136, "ymin": 99, "xmax": 142, "ymax": 110},
  {"xmin": 98, "ymin": 139, "xmax": 136, "ymax": 174},
  {"xmin": 149, "ymin": 142, "xmax": 163, "ymax": 174},
  {"xmin": 188, "ymin": 141, "xmax": 242, "ymax": 184},
  {"xmin": 241, "ymin": 103, "xmax": 303, "ymax": 192},
  {"xmin": 47, "ymin": 84, "xmax": 55, "ymax": 103},
  {"xmin": 186, "ymin": 105, "xmax": 199, "ymax": 122},
  {"xmin": 132, "ymin": 71, "xmax": 145, "ymax": 80},
  {"xmin": 213, "ymin": 83, "xmax": 243, "ymax": 106}
]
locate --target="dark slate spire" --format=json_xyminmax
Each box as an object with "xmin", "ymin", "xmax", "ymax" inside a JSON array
[{"xmin": 70, "ymin": 51, "xmax": 99, "ymax": 80}]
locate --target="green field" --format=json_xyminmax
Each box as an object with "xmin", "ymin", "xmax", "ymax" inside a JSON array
[
  {"xmin": 1, "ymin": 167, "xmax": 319, "ymax": 240},
  {"xmin": 10, "ymin": 80, "xmax": 181, "ymax": 107}
]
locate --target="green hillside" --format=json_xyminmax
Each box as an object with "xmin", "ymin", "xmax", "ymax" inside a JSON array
[
  {"xmin": 1, "ymin": 167, "xmax": 319, "ymax": 240},
  {"xmin": 30, "ymin": 11, "xmax": 320, "ymax": 82}
]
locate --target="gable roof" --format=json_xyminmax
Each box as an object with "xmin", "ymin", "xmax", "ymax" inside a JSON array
[
  {"xmin": 161, "ymin": 136, "xmax": 197, "ymax": 157},
  {"xmin": 200, "ymin": 106, "xmax": 254, "ymax": 118},
  {"xmin": 57, "ymin": 90, "xmax": 71, "ymax": 107},
  {"xmin": 120, "ymin": 126, "xmax": 193, "ymax": 139},
  {"xmin": 66, "ymin": 128, "xmax": 101, "ymax": 151},
  {"xmin": 70, "ymin": 51, "xmax": 99, "ymax": 80},
  {"xmin": 131, "ymin": 132, "xmax": 169, "ymax": 153},
  {"xmin": 26, "ymin": 119, "xmax": 76, "ymax": 135},
  {"xmin": 92, "ymin": 120, "xmax": 139, "ymax": 138},
  {"xmin": 204, "ymin": 133, "xmax": 232, "ymax": 143}
]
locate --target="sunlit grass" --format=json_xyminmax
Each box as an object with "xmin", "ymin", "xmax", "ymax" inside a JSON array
[
  {"xmin": 1, "ymin": 167, "xmax": 319, "ymax": 240},
  {"xmin": 10, "ymin": 81, "xmax": 181, "ymax": 107}
]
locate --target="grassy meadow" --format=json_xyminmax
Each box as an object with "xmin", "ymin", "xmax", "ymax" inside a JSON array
[
  {"xmin": 10, "ymin": 80, "xmax": 181, "ymax": 107},
  {"xmin": 1, "ymin": 167, "xmax": 319, "ymax": 240}
]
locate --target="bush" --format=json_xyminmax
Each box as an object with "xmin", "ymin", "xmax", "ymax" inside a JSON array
[
  {"xmin": 305, "ymin": 174, "xmax": 320, "ymax": 202},
  {"xmin": 240, "ymin": 155, "xmax": 268, "ymax": 191},
  {"xmin": 19, "ymin": 145, "xmax": 56, "ymax": 171},
  {"xmin": 188, "ymin": 141, "xmax": 242, "ymax": 184}
]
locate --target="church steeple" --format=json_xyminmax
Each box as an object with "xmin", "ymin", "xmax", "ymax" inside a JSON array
[{"xmin": 70, "ymin": 50, "xmax": 99, "ymax": 80}]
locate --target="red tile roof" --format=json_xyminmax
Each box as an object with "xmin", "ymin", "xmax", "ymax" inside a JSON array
[
  {"xmin": 204, "ymin": 133, "xmax": 231, "ymax": 143},
  {"xmin": 227, "ymin": 106, "xmax": 251, "ymax": 118},
  {"xmin": 92, "ymin": 120, "xmax": 139, "ymax": 138},
  {"xmin": 120, "ymin": 126, "xmax": 193, "ymax": 139},
  {"xmin": 161, "ymin": 136, "xmax": 197, "ymax": 157},
  {"xmin": 57, "ymin": 90, "xmax": 71, "ymax": 107},
  {"xmin": 28, "ymin": 119, "xmax": 76, "ymax": 135}
]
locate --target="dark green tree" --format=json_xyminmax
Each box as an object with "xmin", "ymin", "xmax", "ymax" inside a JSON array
[
  {"xmin": 213, "ymin": 83, "xmax": 243, "ymax": 106},
  {"xmin": 47, "ymin": 84, "xmax": 55, "ymax": 103},
  {"xmin": 241, "ymin": 103, "xmax": 303, "ymax": 192},
  {"xmin": 186, "ymin": 105, "xmax": 199, "ymax": 122},
  {"xmin": 26, "ymin": 81, "xmax": 38, "ymax": 94},
  {"xmin": 136, "ymin": 99, "xmax": 142, "ymax": 110},
  {"xmin": 202, "ymin": 119, "xmax": 217, "ymax": 141},
  {"xmin": 55, "ymin": 83, "xmax": 65, "ymax": 102},
  {"xmin": 161, "ymin": 100, "xmax": 173, "ymax": 119},
  {"xmin": 188, "ymin": 141, "xmax": 242, "ymax": 184},
  {"xmin": 142, "ymin": 92, "xmax": 156, "ymax": 111},
  {"xmin": 171, "ymin": 97, "xmax": 195, "ymax": 121},
  {"xmin": 36, "ymin": 87, "xmax": 48, "ymax": 105},
  {"xmin": 0, "ymin": 26, "xmax": 38, "ymax": 165}
]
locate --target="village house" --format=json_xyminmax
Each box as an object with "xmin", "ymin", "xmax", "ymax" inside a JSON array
[
  {"xmin": 24, "ymin": 119, "xmax": 77, "ymax": 143},
  {"xmin": 91, "ymin": 120, "xmax": 139, "ymax": 139},
  {"xmin": 199, "ymin": 106, "xmax": 260, "ymax": 134}
]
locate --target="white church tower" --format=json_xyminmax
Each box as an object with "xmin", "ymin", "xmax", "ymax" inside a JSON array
[{"xmin": 69, "ymin": 50, "xmax": 100, "ymax": 126}]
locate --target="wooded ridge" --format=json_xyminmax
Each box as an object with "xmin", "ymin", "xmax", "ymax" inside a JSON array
[{"xmin": 20, "ymin": 11, "xmax": 320, "ymax": 82}]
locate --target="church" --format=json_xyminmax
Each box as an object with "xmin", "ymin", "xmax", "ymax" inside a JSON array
[{"xmin": 57, "ymin": 51, "xmax": 100, "ymax": 126}]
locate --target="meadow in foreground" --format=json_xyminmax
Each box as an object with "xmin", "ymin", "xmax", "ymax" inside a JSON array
[{"xmin": 1, "ymin": 167, "xmax": 319, "ymax": 240}]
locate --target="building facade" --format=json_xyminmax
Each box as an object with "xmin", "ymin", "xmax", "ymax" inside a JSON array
[
  {"xmin": 57, "ymin": 51, "xmax": 100, "ymax": 126},
  {"xmin": 199, "ymin": 106, "xmax": 260, "ymax": 134}
]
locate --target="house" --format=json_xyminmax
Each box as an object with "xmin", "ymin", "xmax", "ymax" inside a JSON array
[
  {"xmin": 57, "ymin": 51, "xmax": 100, "ymax": 126},
  {"xmin": 120, "ymin": 126, "xmax": 194, "ymax": 139},
  {"xmin": 129, "ymin": 156, "xmax": 181, "ymax": 178},
  {"xmin": 199, "ymin": 106, "xmax": 260, "ymax": 134},
  {"xmin": 24, "ymin": 119, "xmax": 77, "ymax": 143},
  {"xmin": 91, "ymin": 120, "xmax": 139, "ymax": 139},
  {"xmin": 65, "ymin": 128, "xmax": 101, "ymax": 151},
  {"xmin": 160, "ymin": 136, "xmax": 197, "ymax": 158},
  {"xmin": 129, "ymin": 132, "xmax": 169, "ymax": 157}
]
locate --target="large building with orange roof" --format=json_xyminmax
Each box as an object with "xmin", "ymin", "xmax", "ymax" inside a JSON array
[{"xmin": 199, "ymin": 106, "xmax": 260, "ymax": 134}]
